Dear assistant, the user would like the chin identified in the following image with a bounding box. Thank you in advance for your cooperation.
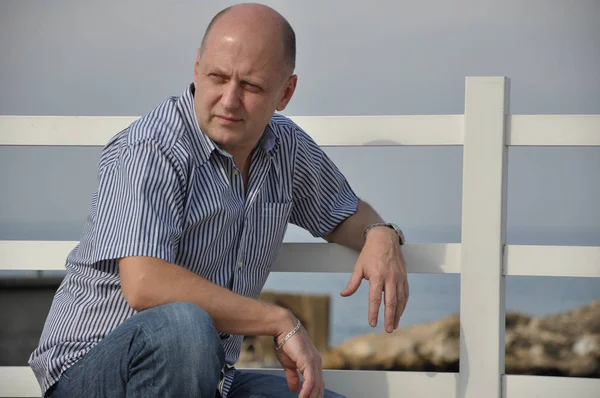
[209,125,245,148]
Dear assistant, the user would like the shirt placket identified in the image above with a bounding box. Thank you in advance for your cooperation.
[231,163,246,273]
[232,152,272,293]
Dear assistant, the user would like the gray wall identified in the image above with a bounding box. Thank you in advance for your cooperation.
[1,0,599,336]
[2,0,599,245]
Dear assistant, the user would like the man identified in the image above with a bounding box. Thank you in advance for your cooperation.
[29,3,409,398]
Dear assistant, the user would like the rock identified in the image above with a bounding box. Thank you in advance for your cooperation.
[236,293,600,378]
[323,299,600,377]
[322,314,461,372]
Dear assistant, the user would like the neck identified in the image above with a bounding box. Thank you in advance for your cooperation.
[224,145,251,168]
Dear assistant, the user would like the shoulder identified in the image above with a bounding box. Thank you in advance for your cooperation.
[99,97,191,170]
[268,113,320,151]
[127,96,187,150]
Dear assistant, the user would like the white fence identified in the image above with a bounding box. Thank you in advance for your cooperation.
[1,76,599,398]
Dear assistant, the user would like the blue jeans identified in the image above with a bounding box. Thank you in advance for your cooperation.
[46,302,346,398]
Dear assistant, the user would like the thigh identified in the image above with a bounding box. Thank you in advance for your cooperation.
[47,302,225,398]
[46,315,142,397]
[227,370,347,398]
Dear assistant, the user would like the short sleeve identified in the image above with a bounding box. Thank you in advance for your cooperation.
[87,139,186,263]
[289,129,359,238]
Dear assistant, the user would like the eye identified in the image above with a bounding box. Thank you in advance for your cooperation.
[242,81,263,93]
[208,73,226,83]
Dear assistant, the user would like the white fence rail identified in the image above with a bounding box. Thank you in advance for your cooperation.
[1,76,599,398]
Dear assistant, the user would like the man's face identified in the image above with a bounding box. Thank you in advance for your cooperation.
[193,29,297,155]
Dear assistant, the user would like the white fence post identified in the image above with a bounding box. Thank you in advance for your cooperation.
[459,76,510,398]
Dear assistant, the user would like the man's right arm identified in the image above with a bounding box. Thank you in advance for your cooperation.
[119,255,325,397]
[118,255,296,338]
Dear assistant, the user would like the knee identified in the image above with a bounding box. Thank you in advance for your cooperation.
[163,302,217,336]
[127,303,224,395]
[140,302,224,365]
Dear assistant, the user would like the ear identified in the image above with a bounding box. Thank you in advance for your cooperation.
[193,48,202,85]
[275,75,298,112]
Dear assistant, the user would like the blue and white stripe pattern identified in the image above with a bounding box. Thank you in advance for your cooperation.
[28,83,359,397]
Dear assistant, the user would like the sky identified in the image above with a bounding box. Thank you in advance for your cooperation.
[1,0,598,245]
[0,0,599,345]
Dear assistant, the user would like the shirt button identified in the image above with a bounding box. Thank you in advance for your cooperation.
[238,260,243,268]
[233,170,239,176]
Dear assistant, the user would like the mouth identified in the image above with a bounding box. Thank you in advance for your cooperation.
[215,115,242,123]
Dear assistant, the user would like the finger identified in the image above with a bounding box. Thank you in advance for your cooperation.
[319,375,326,398]
[368,277,384,327]
[340,266,363,297]
[310,374,323,398]
[299,367,315,398]
[394,286,402,329]
[314,362,324,398]
[284,367,300,392]
[308,366,322,398]
[394,278,409,329]
[403,277,410,308]
[384,279,398,333]
[317,380,325,398]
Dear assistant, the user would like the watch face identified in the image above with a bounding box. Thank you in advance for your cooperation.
[364,222,405,244]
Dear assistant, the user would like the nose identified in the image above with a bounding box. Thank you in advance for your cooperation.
[220,81,242,111]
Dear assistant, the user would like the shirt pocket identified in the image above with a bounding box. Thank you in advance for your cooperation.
[250,201,293,269]
[261,201,293,220]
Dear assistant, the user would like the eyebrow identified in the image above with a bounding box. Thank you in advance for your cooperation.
[209,67,267,89]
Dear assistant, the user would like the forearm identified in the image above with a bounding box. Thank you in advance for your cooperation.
[324,199,384,251]
[118,256,294,338]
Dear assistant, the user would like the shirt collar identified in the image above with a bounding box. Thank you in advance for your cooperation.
[177,83,279,164]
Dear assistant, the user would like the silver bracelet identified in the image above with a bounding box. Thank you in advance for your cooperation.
[274,319,301,351]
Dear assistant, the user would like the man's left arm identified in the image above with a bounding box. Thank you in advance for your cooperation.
[288,126,409,334]
[325,199,409,334]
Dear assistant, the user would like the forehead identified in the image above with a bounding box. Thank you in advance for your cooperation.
[201,24,285,78]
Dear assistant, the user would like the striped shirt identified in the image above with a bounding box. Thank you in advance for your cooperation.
[28,83,359,397]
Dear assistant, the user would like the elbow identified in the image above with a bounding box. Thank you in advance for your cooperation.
[122,281,151,312]
[118,258,154,312]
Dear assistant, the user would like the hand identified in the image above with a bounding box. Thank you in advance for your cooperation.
[274,312,324,398]
[340,226,409,332]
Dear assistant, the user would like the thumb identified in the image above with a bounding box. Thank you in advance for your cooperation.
[284,367,301,392]
[340,266,363,297]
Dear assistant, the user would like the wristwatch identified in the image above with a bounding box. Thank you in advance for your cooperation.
[363,222,405,245]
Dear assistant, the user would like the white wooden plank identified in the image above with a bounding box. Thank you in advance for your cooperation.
[319,369,458,398]
[459,76,510,398]
[0,240,460,274]
[0,366,459,398]
[290,115,464,146]
[0,367,41,398]
[0,115,464,147]
[0,240,73,271]
[503,375,600,398]
[504,245,600,277]
[5,114,600,148]
[223,368,459,398]
[0,116,136,146]
[508,115,600,146]
[272,242,461,273]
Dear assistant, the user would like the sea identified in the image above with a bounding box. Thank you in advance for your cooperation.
[2,141,599,349]
[263,267,600,347]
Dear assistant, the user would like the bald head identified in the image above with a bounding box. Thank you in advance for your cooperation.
[200,3,296,75]
[192,3,299,165]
